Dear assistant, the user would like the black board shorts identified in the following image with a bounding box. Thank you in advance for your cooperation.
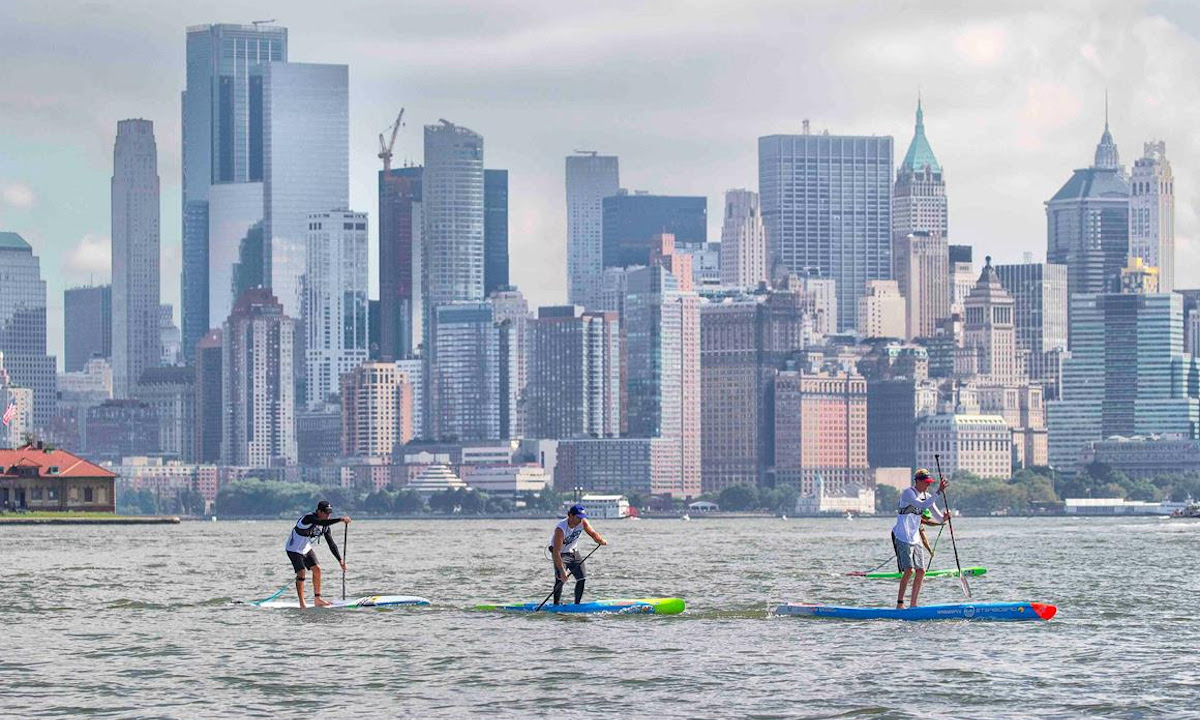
[551,549,587,582]
[288,550,319,573]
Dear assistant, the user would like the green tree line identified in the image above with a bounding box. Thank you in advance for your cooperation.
[209,478,565,518]
[874,463,1200,515]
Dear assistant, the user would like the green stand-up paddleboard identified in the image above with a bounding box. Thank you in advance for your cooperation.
[475,597,685,614]
[849,566,988,579]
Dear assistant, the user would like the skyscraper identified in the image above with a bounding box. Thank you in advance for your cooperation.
[773,367,869,494]
[136,367,195,461]
[566,153,619,310]
[893,231,950,340]
[759,132,893,331]
[949,244,974,315]
[893,98,947,241]
[857,280,906,339]
[1046,119,1130,307]
[222,288,296,466]
[340,362,412,457]
[624,265,701,497]
[962,257,1021,384]
[0,232,56,427]
[305,210,369,409]
[526,306,621,440]
[1129,141,1175,292]
[111,119,161,398]
[261,62,349,318]
[995,263,1068,394]
[719,189,767,289]
[64,285,112,372]
[428,302,514,442]
[208,182,264,328]
[378,166,422,360]
[182,22,287,360]
[700,282,811,492]
[602,192,706,269]
[193,329,223,464]
[423,121,485,311]
[488,287,531,440]
[1048,289,1199,475]
[484,169,509,296]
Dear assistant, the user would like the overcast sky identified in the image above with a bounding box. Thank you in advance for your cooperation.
[2,0,1199,367]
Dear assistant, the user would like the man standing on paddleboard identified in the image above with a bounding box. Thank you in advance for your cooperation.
[892,469,948,609]
[549,504,607,605]
[286,500,351,608]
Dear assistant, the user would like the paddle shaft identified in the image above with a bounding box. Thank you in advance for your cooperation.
[535,543,602,612]
[342,523,348,601]
[933,454,969,597]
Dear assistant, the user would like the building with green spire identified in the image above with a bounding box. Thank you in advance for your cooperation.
[893,97,947,241]
[893,98,949,340]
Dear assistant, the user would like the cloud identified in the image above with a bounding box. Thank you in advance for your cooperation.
[62,233,110,283]
[1,182,35,209]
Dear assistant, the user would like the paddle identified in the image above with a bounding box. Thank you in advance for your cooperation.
[341,523,348,601]
[933,454,970,599]
[535,543,602,612]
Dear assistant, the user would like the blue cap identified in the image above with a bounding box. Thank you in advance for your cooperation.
[568,504,587,518]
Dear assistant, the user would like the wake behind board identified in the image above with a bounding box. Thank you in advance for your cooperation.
[772,601,1056,622]
[850,566,988,580]
[475,597,684,615]
[254,595,430,609]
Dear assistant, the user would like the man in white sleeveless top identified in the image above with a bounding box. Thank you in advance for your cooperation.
[548,504,607,605]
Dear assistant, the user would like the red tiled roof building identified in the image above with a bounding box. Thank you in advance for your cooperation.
[0,443,117,513]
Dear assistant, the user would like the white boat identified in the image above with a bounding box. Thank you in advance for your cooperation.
[681,513,691,521]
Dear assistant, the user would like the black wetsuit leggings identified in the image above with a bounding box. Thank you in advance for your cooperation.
[552,550,586,604]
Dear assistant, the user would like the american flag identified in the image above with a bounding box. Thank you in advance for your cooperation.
[2,400,16,427]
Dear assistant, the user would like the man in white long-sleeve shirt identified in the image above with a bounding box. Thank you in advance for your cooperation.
[892,469,948,608]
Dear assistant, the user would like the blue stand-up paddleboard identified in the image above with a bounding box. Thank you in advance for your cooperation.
[475,597,685,615]
[772,601,1057,622]
[251,594,430,609]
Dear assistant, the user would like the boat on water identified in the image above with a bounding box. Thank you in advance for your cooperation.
[772,601,1056,622]
[475,597,685,615]
[849,566,988,579]
[253,594,431,610]
[1169,501,1200,519]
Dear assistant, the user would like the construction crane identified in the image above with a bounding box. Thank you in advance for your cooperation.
[251,19,276,27]
[573,150,599,156]
[378,108,405,172]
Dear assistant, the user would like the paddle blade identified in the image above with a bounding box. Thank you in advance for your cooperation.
[959,576,972,599]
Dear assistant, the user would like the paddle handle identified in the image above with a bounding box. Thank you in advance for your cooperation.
[342,523,348,601]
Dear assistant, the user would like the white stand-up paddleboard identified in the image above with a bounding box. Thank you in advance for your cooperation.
[253,594,430,609]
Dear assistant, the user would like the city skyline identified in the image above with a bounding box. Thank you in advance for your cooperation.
[5,3,1200,368]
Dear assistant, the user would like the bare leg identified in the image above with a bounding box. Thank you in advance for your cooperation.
[910,569,926,608]
[313,565,331,606]
[295,569,308,609]
[897,569,912,608]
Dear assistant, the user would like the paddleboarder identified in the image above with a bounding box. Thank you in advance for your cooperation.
[549,504,607,605]
[286,500,351,609]
[892,469,948,609]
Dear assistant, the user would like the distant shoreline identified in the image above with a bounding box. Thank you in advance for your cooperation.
[0,515,180,525]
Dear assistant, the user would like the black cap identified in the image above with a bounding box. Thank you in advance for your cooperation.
[316,500,332,513]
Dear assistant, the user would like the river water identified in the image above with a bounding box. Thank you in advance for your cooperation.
[5,516,1197,719]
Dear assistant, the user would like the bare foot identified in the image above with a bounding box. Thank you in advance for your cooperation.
[314,597,332,607]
